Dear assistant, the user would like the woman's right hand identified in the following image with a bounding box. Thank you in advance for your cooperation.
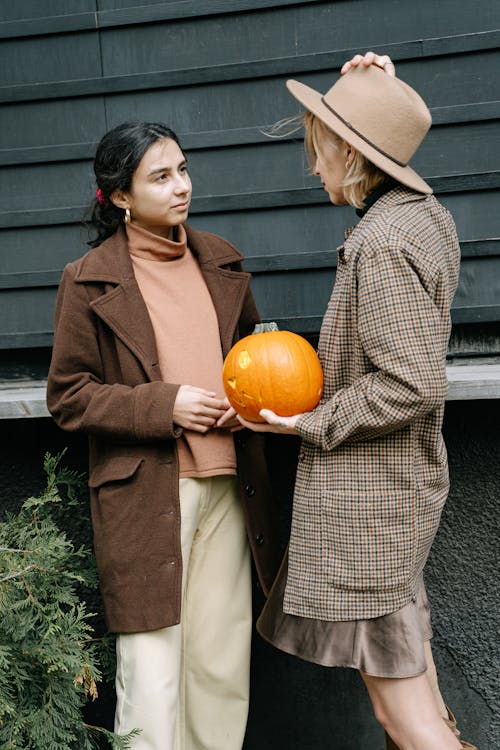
[341,51,395,77]
[173,385,227,433]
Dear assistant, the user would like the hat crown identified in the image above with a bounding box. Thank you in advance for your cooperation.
[322,66,431,166]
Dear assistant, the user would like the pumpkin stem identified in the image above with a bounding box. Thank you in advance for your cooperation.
[252,321,279,334]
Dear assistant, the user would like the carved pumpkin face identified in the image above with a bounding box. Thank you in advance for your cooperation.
[222,330,323,422]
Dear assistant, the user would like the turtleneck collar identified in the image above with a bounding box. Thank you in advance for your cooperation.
[126,222,188,261]
[355,178,399,219]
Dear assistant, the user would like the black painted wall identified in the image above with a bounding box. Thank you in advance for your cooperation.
[0,0,499,357]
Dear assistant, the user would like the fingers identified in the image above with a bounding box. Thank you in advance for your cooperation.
[259,409,296,430]
[371,52,395,77]
[235,410,300,435]
[236,415,274,433]
[259,408,282,424]
[341,51,395,77]
[183,407,227,433]
[260,409,301,434]
[178,385,227,411]
[216,405,238,428]
[179,385,217,398]
[173,385,228,432]
[340,53,364,74]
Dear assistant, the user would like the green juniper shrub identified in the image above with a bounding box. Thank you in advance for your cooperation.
[0,451,140,750]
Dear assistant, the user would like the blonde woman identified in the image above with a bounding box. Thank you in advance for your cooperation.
[235,56,476,750]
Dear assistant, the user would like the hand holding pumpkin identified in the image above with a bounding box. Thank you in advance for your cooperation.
[236,408,301,435]
[222,324,323,424]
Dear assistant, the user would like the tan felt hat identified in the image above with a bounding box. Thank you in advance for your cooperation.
[287,65,432,194]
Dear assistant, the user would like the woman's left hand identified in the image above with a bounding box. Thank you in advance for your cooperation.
[236,409,300,435]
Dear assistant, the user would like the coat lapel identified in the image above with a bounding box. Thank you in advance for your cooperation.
[90,282,161,382]
[74,224,251,378]
[75,228,161,382]
[200,265,250,356]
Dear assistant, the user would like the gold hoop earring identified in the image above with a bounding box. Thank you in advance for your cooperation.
[345,161,351,170]
[124,208,131,224]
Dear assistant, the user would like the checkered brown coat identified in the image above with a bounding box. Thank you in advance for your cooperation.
[285,187,461,621]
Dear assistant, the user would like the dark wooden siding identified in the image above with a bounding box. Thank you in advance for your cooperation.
[1,0,499,360]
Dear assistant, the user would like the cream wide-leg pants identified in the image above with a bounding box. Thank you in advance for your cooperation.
[114,475,252,750]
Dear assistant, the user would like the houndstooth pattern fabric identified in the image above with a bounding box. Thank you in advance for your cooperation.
[284,187,461,621]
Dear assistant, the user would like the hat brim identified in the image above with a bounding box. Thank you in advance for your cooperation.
[287,79,432,195]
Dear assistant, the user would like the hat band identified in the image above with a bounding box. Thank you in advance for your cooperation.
[320,97,408,168]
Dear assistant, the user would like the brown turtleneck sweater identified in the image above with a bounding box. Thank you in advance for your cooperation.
[126,222,237,478]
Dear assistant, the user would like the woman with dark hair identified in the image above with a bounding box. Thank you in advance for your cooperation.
[46,120,280,749]
[236,58,476,750]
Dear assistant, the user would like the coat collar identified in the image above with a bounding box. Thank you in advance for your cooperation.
[353,185,427,231]
[75,224,245,284]
[73,224,250,379]
[342,186,428,259]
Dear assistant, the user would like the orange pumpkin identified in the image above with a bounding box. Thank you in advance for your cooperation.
[222,325,323,422]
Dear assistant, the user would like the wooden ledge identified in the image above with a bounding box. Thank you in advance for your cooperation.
[0,363,499,419]
[0,380,50,419]
[445,362,500,401]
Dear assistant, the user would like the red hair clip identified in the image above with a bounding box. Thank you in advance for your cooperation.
[96,188,107,205]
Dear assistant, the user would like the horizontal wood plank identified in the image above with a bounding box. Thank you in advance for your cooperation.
[0,380,50,418]
[0,307,498,349]
[0,0,322,39]
[0,239,498,290]
[451,305,500,324]
[0,173,498,229]
[445,363,500,400]
[0,31,498,103]
[1,99,499,166]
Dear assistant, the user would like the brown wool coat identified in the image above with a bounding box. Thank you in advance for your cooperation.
[285,187,461,622]
[47,225,280,633]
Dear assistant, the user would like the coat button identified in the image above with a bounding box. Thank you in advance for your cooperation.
[245,484,256,497]
[298,450,305,462]
[255,534,264,546]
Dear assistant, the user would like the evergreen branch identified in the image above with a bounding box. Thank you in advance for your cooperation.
[21,575,35,604]
[83,723,142,749]
[0,563,49,583]
[0,564,37,582]
[0,547,32,554]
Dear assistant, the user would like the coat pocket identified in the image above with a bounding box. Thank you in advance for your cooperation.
[89,457,146,578]
[320,490,415,593]
[88,456,144,536]
[88,456,143,489]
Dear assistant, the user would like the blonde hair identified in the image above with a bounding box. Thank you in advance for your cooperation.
[303,111,390,209]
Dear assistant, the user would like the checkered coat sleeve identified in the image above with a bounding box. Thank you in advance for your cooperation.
[284,187,461,621]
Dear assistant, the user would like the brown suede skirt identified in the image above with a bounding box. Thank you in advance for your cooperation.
[257,549,433,678]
